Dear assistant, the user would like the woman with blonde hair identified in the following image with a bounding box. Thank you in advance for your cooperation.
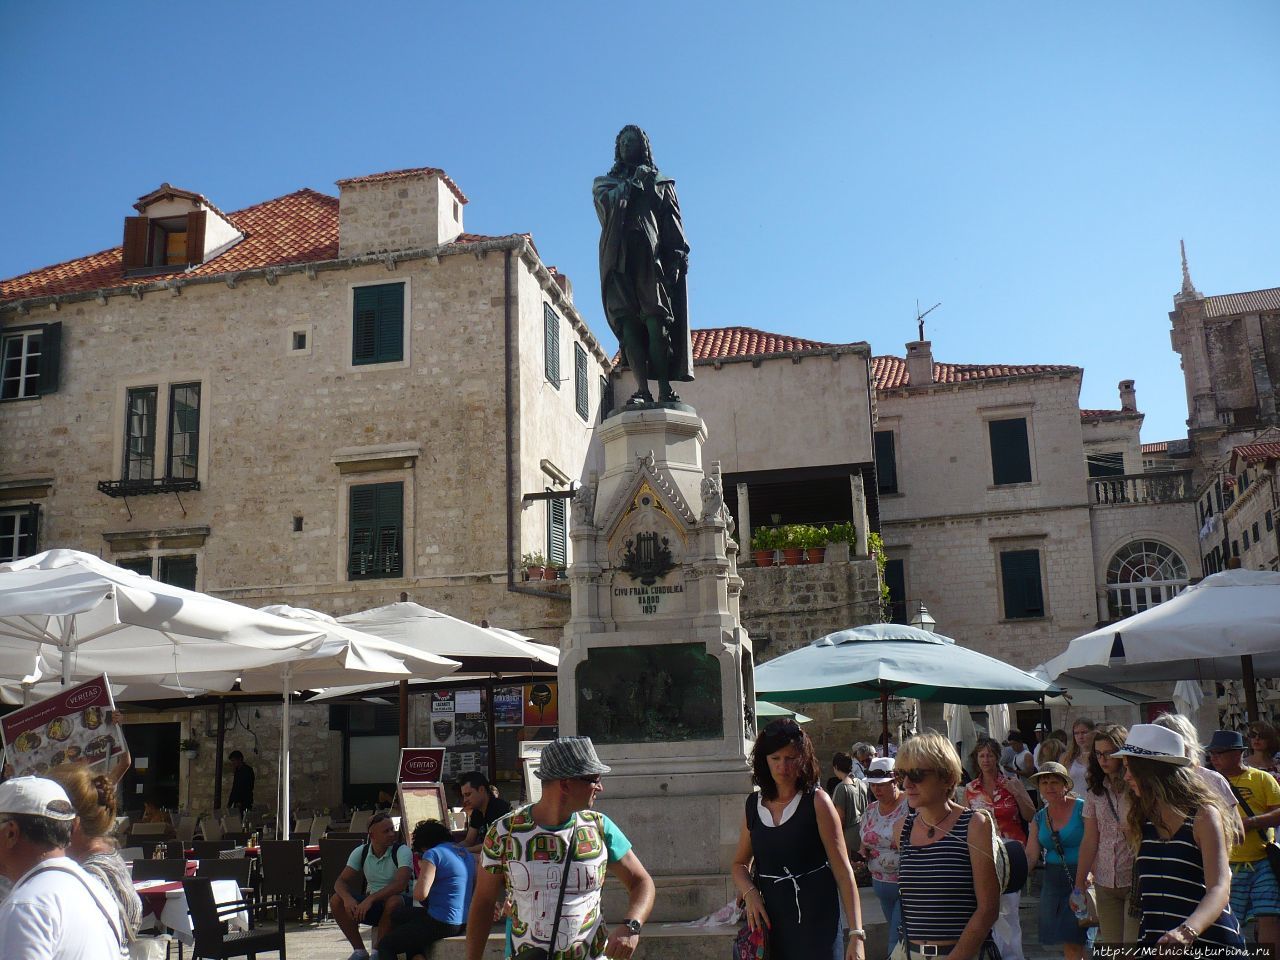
[48,761,142,943]
[1036,737,1067,769]
[895,732,999,959]
[1117,724,1244,948]
[1063,718,1096,797]
[1073,724,1137,943]
[1152,712,1238,811]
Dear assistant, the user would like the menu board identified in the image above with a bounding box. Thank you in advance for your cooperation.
[0,674,125,776]
[397,782,448,842]
[398,747,445,783]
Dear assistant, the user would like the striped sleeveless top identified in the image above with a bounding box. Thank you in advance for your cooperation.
[898,809,978,941]
[1136,814,1243,946]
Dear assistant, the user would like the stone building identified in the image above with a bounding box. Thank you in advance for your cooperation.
[0,166,611,811]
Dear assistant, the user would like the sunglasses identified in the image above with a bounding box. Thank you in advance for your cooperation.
[894,768,937,784]
[575,775,602,785]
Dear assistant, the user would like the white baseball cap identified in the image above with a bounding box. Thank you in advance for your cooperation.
[0,777,77,821]
[864,757,896,782]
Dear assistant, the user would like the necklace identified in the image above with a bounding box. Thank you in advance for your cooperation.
[918,804,954,838]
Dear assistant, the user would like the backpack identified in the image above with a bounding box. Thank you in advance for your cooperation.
[358,839,407,887]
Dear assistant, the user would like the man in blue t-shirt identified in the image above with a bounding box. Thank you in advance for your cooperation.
[330,812,413,960]
[376,820,477,959]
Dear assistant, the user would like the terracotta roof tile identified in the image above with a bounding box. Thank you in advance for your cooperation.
[335,166,469,205]
[691,326,842,362]
[872,355,1079,389]
[1203,287,1280,319]
[1141,441,1171,454]
[1231,441,1280,465]
[0,187,524,304]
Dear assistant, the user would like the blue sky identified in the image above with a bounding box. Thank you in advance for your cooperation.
[2,2,1277,443]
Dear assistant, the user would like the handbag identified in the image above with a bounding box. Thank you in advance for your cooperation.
[732,922,768,960]
[1045,810,1097,928]
[1229,783,1280,878]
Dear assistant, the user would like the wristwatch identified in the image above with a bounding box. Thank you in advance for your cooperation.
[622,918,642,935]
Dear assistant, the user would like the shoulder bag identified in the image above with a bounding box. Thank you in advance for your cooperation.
[1046,807,1096,928]
[1229,782,1280,878]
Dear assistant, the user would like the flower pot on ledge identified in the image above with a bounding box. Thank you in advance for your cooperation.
[525,566,545,581]
[780,548,804,566]
[752,549,776,567]
[806,547,826,564]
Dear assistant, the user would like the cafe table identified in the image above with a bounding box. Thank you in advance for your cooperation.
[134,877,247,943]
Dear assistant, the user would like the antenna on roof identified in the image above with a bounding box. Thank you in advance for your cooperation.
[915,300,941,341]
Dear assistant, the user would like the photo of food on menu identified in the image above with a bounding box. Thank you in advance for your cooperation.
[1,674,126,777]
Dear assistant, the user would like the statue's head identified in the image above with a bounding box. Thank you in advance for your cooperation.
[613,125,654,168]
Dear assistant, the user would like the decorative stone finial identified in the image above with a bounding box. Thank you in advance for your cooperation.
[1179,239,1201,300]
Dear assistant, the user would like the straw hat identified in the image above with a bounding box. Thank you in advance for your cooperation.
[1029,761,1073,789]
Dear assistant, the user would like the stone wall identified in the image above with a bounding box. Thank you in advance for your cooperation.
[739,557,884,766]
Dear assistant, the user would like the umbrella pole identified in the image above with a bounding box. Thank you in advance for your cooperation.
[399,679,409,749]
[880,690,890,749]
[213,700,226,811]
[1242,655,1260,723]
[486,676,498,785]
[280,668,292,841]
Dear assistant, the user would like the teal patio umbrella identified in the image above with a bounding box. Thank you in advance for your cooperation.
[754,623,1062,740]
[755,699,813,724]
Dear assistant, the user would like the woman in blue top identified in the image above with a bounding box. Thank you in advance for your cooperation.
[376,820,476,960]
[1025,762,1088,960]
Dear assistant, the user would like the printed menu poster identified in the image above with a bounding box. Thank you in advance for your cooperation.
[430,691,455,714]
[494,686,524,726]
[1,674,125,776]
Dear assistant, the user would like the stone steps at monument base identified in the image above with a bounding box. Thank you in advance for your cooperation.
[601,872,737,923]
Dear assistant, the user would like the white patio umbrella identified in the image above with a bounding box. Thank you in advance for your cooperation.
[0,676,231,706]
[337,602,559,672]
[241,605,460,837]
[0,550,324,688]
[1043,569,1280,684]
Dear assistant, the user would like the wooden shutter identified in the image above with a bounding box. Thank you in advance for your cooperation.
[547,495,567,566]
[158,555,198,590]
[544,304,560,387]
[574,343,589,420]
[37,322,61,395]
[185,210,207,265]
[1000,549,1044,619]
[349,482,403,579]
[989,418,1032,485]
[374,284,404,363]
[352,287,378,364]
[599,375,612,420]
[122,217,149,271]
[874,431,897,494]
[884,558,907,623]
[16,504,39,560]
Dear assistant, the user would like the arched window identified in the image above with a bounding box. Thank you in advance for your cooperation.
[1106,540,1188,620]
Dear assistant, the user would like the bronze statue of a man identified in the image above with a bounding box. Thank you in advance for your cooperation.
[594,125,693,406]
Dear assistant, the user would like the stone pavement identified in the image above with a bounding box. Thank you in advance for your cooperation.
[277,888,1065,959]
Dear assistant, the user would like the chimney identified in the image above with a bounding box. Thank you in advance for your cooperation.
[336,167,466,258]
[905,340,934,386]
[549,268,573,303]
[1119,379,1137,412]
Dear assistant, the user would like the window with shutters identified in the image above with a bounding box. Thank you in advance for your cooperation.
[1,323,61,401]
[574,343,589,420]
[599,375,612,421]
[166,383,201,480]
[158,555,198,590]
[999,548,1045,619]
[0,506,39,562]
[547,495,567,567]
[352,282,406,366]
[122,212,207,274]
[874,430,898,494]
[544,304,560,388]
[883,557,908,623]
[988,417,1033,485]
[108,379,205,495]
[1086,450,1125,478]
[348,482,404,580]
[117,557,154,577]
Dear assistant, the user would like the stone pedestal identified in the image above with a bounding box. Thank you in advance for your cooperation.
[561,407,756,920]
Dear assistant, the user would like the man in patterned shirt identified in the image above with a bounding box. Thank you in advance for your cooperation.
[466,737,655,960]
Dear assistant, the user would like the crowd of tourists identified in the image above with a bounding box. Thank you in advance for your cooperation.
[735,715,1280,960]
[2,719,1278,959]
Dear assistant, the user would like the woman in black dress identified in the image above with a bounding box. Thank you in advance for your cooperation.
[732,719,864,960]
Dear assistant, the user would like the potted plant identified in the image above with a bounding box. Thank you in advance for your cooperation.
[804,524,829,564]
[750,527,778,567]
[779,525,806,566]
[824,521,856,562]
[521,552,546,581]
[180,737,200,760]
[543,563,564,581]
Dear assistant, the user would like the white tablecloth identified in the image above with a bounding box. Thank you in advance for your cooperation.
[134,878,247,943]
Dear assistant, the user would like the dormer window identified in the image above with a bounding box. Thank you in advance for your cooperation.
[120,183,242,277]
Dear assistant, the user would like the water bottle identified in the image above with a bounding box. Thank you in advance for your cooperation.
[1069,888,1089,921]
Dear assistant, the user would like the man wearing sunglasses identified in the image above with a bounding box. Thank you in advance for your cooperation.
[467,736,655,960]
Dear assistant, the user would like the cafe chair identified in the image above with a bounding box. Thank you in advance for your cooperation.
[312,837,363,920]
[258,840,306,922]
[131,859,187,882]
[183,876,284,960]
[347,809,372,834]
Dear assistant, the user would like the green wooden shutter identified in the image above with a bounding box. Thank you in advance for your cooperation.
[352,283,404,365]
[574,343,589,420]
[1000,549,1044,619]
[158,555,198,590]
[547,495,567,566]
[349,482,403,579]
[874,430,897,494]
[37,322,61,395]
[599,375,612,420]
[544,304,560,387]
[884,558,907,623]
[989,418,1032,485]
